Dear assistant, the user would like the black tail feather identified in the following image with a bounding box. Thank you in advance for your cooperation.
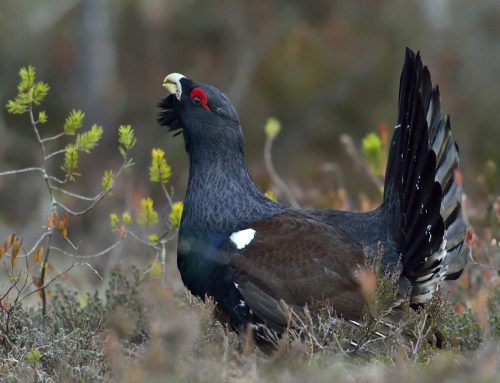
[383,48,468,303]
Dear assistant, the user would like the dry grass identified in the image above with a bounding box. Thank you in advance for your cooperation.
[0,254,498,383]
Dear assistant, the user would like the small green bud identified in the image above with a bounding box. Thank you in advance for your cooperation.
[101,170,114,192]
[168,201,183,228]
[38,111,48,124]
[122,212,133,225]
[265,117,281,139]
[362,132,384,177]
[110,213,120,230]
[138,197,159,226]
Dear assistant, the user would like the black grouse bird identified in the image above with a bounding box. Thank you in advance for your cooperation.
[158,48,468,338]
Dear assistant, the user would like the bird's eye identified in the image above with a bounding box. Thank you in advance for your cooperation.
[190,88,211,111]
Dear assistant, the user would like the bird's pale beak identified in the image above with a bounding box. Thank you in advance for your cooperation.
[163,73,186,100]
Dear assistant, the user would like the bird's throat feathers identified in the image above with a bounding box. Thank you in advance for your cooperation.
[182,144,283,233]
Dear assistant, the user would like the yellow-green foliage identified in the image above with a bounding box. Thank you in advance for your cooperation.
[264,190,278,202]
[122,212,133,225]
[62,144,80,181]
[38,110,47,124]
[63,109,85,135]
[102,170,114,191]
[138,197,159,226]
[118,125,137,156]
[6,66,49,114]
[110,213,120,231]
[149,259,163,278]
[169,201,183,228]
[149,148,172,184]
[264,117,281,139]
[362,132,385,177]
[76,124,103,153]
[25,348,42,364]
[148,234,160,244]
[110,211,133,230]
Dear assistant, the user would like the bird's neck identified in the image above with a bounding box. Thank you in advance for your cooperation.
[182,145,282,233]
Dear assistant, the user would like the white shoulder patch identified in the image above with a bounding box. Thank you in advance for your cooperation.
[230,228,256,250]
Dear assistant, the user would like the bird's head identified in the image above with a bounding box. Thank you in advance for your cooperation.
[158,73,242,154]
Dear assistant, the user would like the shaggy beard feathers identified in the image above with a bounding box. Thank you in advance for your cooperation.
[158,95,183,136]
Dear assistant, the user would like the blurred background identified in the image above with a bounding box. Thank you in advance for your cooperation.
[0,0,499,289]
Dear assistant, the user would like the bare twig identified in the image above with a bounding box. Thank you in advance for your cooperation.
[52,186,101,201]
[50,239,122,259]
[40,132,64,143]
[0,167,44,177]
[55,158,127,216]
[161,183,174,208]
[47,175,66,184]
[26,104,58,317]
[128,230,161,250]
[25,231,51,257]
[80,262,103,281]
[340,134,384,192]
[264,135,299,207]
[44,148,67,160]
[19,263,78,303]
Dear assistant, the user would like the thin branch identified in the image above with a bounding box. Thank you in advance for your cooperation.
[63,236,80,251]
[44,148,67,160]
[47,175,66,184]
[264,135,299,207]
[30,107,47,161]
[0,167,44,177]
[40,132,64,143]
[80,262,103,281]
[340,134,384,192]
[19,262,77,303]
[128,230,161,250]
[50,239,122,259]
[161,183,174,207]
[25,231,51,257]
[52,186,101,201]
[28,103,57,318]
[56,193,106,216]
[55,157,127,216]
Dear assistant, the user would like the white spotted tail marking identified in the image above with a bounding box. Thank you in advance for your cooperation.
[230,228,256,250]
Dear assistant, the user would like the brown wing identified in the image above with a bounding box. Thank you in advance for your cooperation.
[229,211,366,330]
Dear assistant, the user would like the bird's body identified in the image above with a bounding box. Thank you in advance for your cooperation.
[159,49,468,339]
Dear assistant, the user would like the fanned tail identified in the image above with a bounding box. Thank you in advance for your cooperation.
[383,48,468,304]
